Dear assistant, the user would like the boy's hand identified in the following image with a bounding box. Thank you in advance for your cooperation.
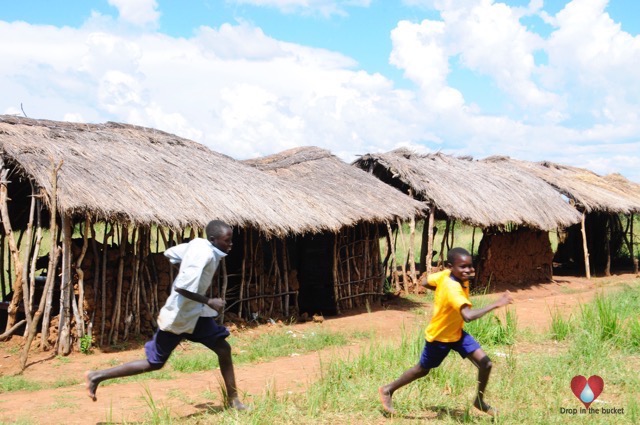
[497,291,513,307]
[207,298,226,312]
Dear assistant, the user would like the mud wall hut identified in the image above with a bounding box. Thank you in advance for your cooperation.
[484,157,640,277]
[354,149,582,287]
[244,146,425,314]
[0,116,421,362]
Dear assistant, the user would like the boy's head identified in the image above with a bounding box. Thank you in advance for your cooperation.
[206,220,233,253]
[446,247,474,282]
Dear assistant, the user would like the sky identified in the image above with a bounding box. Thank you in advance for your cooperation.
[1,0,639,181]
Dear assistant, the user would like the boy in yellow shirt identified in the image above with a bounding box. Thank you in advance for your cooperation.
[379,247,513,416]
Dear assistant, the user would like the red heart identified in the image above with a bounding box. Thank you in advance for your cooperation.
[570,375,604,409]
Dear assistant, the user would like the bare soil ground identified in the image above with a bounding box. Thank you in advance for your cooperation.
[0,273,637,424]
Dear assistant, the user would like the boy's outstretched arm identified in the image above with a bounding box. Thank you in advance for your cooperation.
[460,291,513,323]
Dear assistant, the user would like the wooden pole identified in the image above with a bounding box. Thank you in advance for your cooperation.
[438,219,450,268]
[28,198,43,316]
[396,218,408,291]
[605,216,611,277]
[332,233,341,315]
[99,223,111,346]
[426,208,436,275]
[20,185,37,338]
[385,222,398,292]
[238,229,247,319]
[631,214,638,274]
[56,213,73,355]
[580,211,591,280]
[471,226,477,256]
[0,163,25,334]
[72,219,90,346]
[408,214,417,289]
[109,223,127,345]
[0,232,5,301]
[219,258,228,323]
[282,239,290,317]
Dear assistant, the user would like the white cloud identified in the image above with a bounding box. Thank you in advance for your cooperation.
[107,0,160,27]
[233,0,371,17]
[0,0,639,184]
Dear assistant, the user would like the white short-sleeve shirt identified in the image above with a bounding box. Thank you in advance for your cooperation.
[157,238,227,334]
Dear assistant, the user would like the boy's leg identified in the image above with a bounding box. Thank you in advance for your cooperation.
[210,338,247,410]
[85,360,162,401]
[379,364,430,413]
[379,340,447,414]
[467,348,495,415]
[86,329,179,401]
[195,318,246,410]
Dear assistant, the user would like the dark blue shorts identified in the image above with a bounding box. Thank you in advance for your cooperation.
[144,317,230,366]
[419,331,481,369]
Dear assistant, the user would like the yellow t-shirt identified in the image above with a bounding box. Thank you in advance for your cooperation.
[424,269,472,342]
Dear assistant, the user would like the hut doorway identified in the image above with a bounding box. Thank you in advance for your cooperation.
[295,233,337,316]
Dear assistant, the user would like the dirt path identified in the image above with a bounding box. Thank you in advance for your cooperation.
[0,274,637,424]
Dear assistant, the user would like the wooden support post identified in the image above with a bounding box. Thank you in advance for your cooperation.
[72,219,90,346]
[20,184,36,338]
[604,216,611,277]
[0,162,25,334]
[631,214,638,274]
[385,222,398,292]
[57,213,73,355]
[471,226,477,256]
[99,223,111,346]
[438,219,450,268]
[238,230,247,319]
[332,233,341,315]
[282,239,290,317]
[580,211,591,280]
[396,218,408,291]
[109,223,127,345]
[219,258,228,323]
[408,214,417,290]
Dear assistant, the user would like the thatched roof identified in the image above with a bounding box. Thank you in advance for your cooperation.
[243,146,425,225]
[601,173,640,211]
[353,149,582,230]
[0,115,359,236]
[483,157,640,214]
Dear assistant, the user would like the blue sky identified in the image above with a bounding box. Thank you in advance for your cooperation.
[1,0,639,181]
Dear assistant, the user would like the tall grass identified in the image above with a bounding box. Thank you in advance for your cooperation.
[549,308,573,341]
[190,285,640,424]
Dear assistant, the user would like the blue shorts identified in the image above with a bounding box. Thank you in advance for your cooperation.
[419,331,481,370]
[144,317,230,366]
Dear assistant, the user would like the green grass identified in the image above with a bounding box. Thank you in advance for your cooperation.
[181,285,640,424]
[170,327,353,373]
[0,325,363,395]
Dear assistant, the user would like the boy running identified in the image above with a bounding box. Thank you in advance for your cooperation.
[379,247,513,416]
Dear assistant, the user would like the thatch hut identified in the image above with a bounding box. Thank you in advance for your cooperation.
[0,116,421,363]
[354,149,582,287]
[244,146,426,313]
[484,157,640,277]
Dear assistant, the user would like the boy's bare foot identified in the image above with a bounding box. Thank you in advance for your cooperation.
[474,398,497,416]
[379,386,395,414]
[85,371,98,402]
[227,397,248,411]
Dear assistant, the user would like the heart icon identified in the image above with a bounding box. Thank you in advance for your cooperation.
[570,375,604,408]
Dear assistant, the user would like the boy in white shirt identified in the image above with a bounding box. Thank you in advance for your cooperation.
[86,220,246,410]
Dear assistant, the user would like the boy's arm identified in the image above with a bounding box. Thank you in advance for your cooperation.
[174,287,226,312]
[460,291,513,323]
[419,274,436,291]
